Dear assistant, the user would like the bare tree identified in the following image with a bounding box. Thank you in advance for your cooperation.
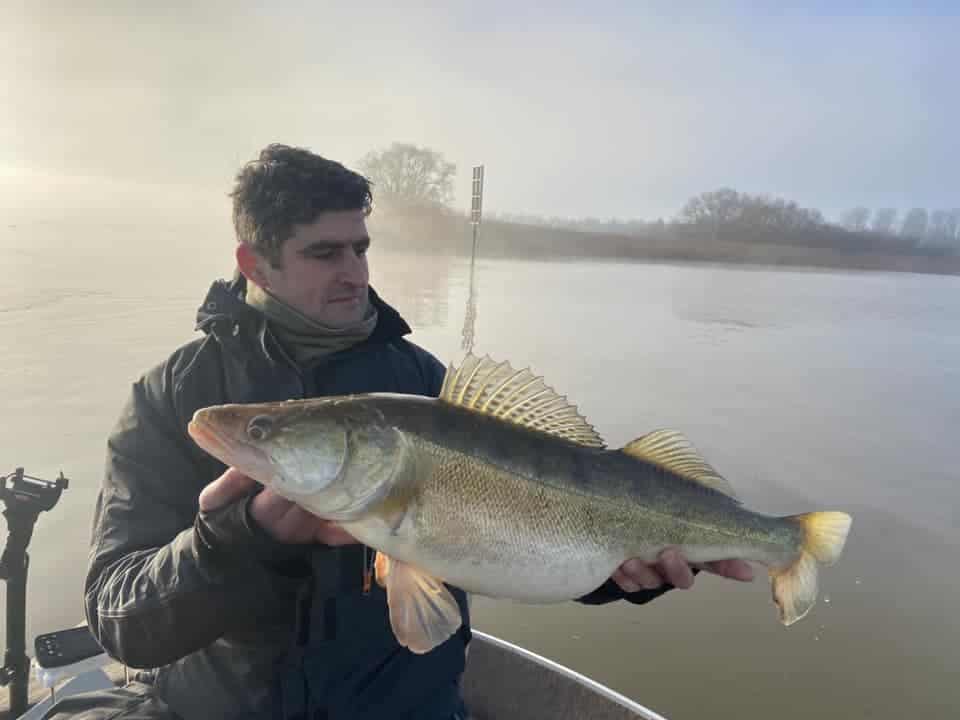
[678,188,744,225]
[842,207,871,232]
[948,209,960,245]
[928,209,951,245]
[900,208,929,242]
[679,188,822,232]
[358,143,456,207]
[871,208,898,234]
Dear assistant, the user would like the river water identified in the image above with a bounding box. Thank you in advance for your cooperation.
[1,220,957,718]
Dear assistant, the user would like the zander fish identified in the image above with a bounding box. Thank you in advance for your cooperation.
[188,355,852,654]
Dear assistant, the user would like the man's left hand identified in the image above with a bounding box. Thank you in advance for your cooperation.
[612,548,754,592]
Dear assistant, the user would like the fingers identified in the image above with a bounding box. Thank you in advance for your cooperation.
[269,504,319,544]
[654,548,696,589]
[314,522,357,547]
[615,546,757,596]
[696,559,755,582]
[614,548,698,593]
[251,490,358,546]
[252,492,318,543]
[615,558,667,592]
[612,567,642,593]
[199,467,256,512]
[250,489,297,529]
[199,471,359,547]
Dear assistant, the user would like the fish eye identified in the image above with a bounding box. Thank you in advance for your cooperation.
[247,415,275,442]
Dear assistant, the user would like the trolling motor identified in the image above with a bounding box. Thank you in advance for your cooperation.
[0,467,69,717]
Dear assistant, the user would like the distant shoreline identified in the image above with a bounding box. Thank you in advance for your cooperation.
[451,251,960,279]
[371,213,960,278]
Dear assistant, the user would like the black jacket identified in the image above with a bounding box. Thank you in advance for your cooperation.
[85,275,668,720]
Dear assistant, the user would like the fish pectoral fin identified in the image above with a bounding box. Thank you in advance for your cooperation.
[620,429,740,501]
[382,556,462,655]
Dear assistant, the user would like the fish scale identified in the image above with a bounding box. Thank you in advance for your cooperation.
[401,439,621,599]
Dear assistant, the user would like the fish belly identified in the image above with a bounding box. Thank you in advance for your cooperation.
[346,444,631,601]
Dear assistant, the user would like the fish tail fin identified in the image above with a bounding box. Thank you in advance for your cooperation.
[795,511,853,565]
[769,511,852,626]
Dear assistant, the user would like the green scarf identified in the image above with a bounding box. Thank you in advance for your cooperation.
[245,281,378,367]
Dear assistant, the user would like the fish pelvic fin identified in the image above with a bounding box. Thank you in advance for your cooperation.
[374,551,391,589]
[439,354,606,448]
[379,553,463,654]
[770,511,853,626]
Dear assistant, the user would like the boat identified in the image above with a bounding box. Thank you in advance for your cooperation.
[12,626,666,720]
[0,467,667,720]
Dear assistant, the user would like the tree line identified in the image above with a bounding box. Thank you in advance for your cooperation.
[357,143,958,256]
[841,206,960,248]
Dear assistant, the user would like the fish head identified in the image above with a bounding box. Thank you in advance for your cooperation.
[188,397,401,519]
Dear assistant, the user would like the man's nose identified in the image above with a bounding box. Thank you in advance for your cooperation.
[339,248,366,284]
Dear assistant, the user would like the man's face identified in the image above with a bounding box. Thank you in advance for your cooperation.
[242,209,371,328]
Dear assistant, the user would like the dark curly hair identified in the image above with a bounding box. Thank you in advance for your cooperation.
[230,144,373,267]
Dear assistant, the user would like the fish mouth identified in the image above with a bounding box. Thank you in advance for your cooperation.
[187,416,267,472]
[187,418,231,462]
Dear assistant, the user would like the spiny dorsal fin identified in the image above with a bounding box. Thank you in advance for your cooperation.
[439,354,606,448]
[621,429,740,501]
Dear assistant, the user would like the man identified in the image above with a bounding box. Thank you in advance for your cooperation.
[65,144,752,720]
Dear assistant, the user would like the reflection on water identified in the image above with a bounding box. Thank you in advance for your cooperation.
[460,228,480,354]
[2,222,959,719]
[369,250,453,331]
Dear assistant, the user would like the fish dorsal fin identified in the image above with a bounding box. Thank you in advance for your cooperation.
[621,429,740,501]
[439,354,605,448]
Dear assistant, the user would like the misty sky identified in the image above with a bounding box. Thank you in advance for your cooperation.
[2,2,957,223]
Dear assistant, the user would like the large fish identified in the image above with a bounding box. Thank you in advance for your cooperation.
[188,355,852,654]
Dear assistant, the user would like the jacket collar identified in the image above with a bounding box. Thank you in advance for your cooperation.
[195,272,412,345]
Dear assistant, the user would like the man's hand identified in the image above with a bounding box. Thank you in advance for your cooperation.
[612,547,754,592]
[199,468,356,547]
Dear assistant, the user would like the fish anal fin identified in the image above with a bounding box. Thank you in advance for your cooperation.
[382,556,462,654]
[620,429,739,501]
[770,550,818,626]
[440,354,606,448]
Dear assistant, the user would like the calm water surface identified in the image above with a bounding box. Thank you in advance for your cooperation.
[1,222,957,718]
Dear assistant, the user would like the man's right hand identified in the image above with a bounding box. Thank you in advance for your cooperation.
[199,468,357,546]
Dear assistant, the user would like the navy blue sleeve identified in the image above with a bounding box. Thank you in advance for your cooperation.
[422,353,447,398]
[576,579,673,605]
[401,342,447,398]
[577,567,700,605]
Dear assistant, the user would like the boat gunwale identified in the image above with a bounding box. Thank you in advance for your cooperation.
[470,629,669,720]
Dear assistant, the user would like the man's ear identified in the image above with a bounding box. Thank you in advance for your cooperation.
[236,243,269,288]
